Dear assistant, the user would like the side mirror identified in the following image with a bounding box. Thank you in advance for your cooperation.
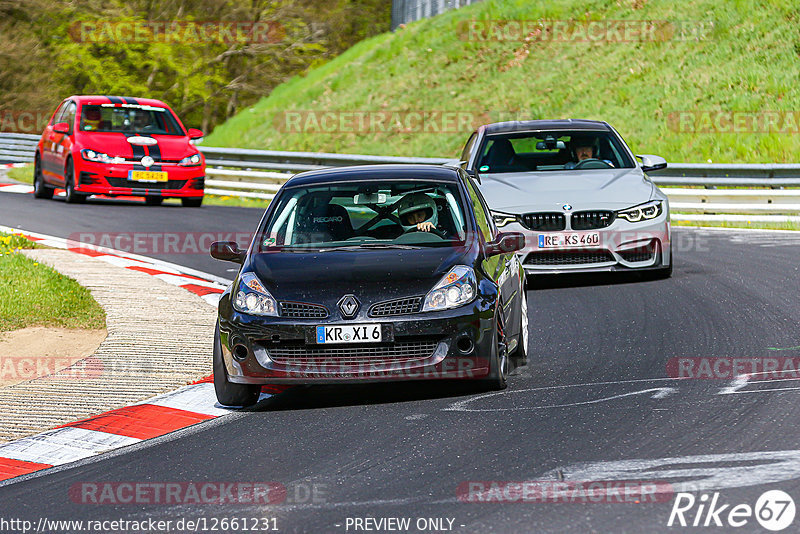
[637,154,667,173]
[53,122,70,134]
[187,128,204,140]
[485,232,525,257]
[210,241,245,263]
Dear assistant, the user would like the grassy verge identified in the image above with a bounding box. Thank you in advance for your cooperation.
[6,165,32,184]
[0,233,106,332]
[205,0,800,163]
[671,219,800,231]
[2,166,269,208]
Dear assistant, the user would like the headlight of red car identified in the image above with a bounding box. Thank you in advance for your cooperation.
[81,149,125,164]
[178,154,202,167]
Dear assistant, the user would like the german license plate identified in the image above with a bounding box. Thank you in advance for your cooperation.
[128,170,168,182]
[538,232,601,249]
[316,324,382,344]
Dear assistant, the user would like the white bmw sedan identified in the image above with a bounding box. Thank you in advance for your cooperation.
[458,119,671,278]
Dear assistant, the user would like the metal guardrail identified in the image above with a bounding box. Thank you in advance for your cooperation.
[0,133,39,163]
[391,0,482,30]
[3,133,800,214]
[655,163,800,188]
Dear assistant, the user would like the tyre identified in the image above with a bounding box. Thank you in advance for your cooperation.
[32,153,53,199]
[511,287,529,366]
[481,315,508,391]
[213,324,260,407]
[182,197,203,207]
[145,197,163,206]
[64,160,86,204]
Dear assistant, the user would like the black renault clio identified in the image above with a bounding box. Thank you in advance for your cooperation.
[210,165,527,406]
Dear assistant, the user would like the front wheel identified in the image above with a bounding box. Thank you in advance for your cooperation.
[33,154,53,199]
[481,315,508,391]
[512,288,529,366]
[182,197,203,207]
[213,324,260,407]
[64,160,86,204]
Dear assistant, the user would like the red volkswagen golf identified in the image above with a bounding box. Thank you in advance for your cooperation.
[34,95,205,206]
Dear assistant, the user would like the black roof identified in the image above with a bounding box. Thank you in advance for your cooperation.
[483,119,612,134]
[286,164,461,187]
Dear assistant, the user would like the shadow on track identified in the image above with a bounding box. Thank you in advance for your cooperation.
[50,197,184,207]
[526,271,656,290]
[248,379,491,412]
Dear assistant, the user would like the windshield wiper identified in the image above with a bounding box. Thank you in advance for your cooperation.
[357,243,421,249]
[316,243,422,252]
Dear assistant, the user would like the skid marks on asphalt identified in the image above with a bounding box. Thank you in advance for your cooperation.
[441,374,800,413]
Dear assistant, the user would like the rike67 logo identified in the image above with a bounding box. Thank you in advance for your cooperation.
[668,490,795,531]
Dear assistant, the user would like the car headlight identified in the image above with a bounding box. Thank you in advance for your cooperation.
[233,272,278,316]
[81,149,125,164]
[616,200,662,223]
[179,153,202,166]
[422,266,477,312]
[491,211,518,228]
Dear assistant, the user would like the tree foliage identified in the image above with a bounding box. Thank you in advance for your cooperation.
[0,0,390,132]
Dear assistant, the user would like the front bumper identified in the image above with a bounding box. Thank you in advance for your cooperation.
[73,159,205,198]
[503,216,671,274]
[216,291,498,384]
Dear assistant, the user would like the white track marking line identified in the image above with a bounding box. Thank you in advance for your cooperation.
[0,225,232,286]
[201,293,222,306]
[718,374,751,394]
[444,386,678,412]
[0,428,140,466]
[155,273,221,288]
[719,373,800,395]
[95,255,153,269]
[0,184,34,194]
[142,383,231,417]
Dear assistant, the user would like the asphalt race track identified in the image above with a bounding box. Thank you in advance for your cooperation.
[3,193,800,532]
[0,193,265,280]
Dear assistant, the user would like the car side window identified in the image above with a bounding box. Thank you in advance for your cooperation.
[460,132,477,166]
[463,174,495,242]
[50,101,68,126]
[473,182,499,238]
[63,101,76,134]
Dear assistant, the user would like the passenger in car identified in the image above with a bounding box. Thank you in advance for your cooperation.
[81,107,102,131]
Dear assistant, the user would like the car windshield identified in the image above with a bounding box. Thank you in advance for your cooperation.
[477,130,635,173]
[79,104,184,136]
[257,180,468,251]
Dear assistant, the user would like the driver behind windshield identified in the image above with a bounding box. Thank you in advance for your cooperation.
[564,135,613,169]
[130,111,154,132]
[397,192,438,233]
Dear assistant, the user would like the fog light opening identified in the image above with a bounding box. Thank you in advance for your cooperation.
[456,335,474,354]
[232,344,249,361]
